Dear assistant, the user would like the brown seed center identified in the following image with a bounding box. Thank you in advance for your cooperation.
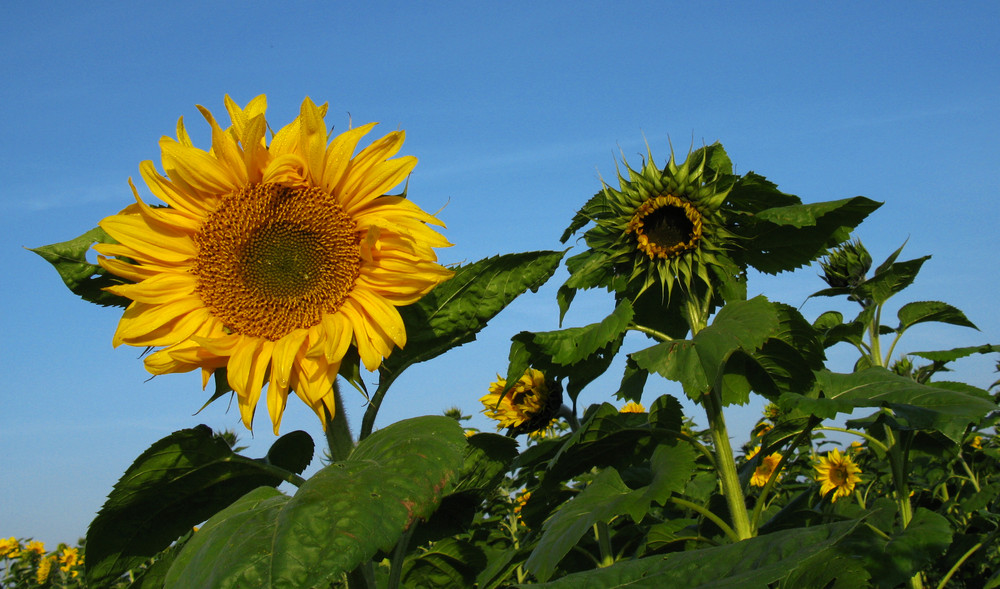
[194,182,361,340]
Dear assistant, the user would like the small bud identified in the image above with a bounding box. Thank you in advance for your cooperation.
[820,239,872,289]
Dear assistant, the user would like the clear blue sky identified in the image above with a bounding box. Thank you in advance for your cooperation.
[3,1,998,547]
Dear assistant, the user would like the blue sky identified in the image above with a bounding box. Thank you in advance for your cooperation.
[3,2,998,547]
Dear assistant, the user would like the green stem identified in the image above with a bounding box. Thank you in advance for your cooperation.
[814,426,889,454]
[957,455,981,493]
[628,323,675,342]
[325,381,355,462]
[704,388,753,541]
[387,524,417,589]
[869,303,884,367]
[595,522,614,567]
[936,529,998,589]
[669,497,740,544]
[360,372,396,441]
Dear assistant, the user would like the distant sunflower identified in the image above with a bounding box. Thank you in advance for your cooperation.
[480,368,562,435]
[561,145,736,303]
[619,401,646,414]
[746,446,783,487]
[815,448,863,502]
[96,96,452,433]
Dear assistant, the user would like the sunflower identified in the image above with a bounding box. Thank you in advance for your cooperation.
[480,368,562,435]
[560,145,737,307]
[619,401,646,413]
[96,96,452,433]
[814,448,863,502]
[746,446,783,487]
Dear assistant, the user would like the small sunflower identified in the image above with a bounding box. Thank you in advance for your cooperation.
[96,96,452,433]
[36,555,56,584]
[619,401,646,413]
[561,144,737,305]
[815,448,863,502]
[58,546,80,576]
[0,537,19,558]
[746,446,783,487]
[480,368,562,435]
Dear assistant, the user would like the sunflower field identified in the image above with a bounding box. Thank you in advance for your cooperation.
[19,96,1000,588]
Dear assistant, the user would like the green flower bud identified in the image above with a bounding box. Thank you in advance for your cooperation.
[820,239,872,289]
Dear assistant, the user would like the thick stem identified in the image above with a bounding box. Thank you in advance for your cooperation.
[704,388,753,541]
[595,522,614,567]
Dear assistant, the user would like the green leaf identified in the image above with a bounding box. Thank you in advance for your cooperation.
[738,196,881,275]
[896,301,978,333]
[909,344,1000,364]
[164,416,466,589]
[854,255,930,305]
[522,299,633,366]
[163,487,290,589]
[631,296,780,401]
[262,430,314,476]
[84,426,308,588]
[780,368,998,442]
[30,226,131,307]
[526,443,696,582]
[402,537,486,589]
[452,433,519,497]
[529,519,862,588]
[381,251,564,378]
[615,357,648,403]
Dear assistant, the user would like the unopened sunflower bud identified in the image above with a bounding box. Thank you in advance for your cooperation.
[820,239,872,289]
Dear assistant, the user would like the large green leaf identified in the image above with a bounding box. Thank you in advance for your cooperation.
[31,226,131,307]
[909,343,999,364]
[401,537,486,588]
[529,519,862,588]
[526,443,696,582]
[737,196,881,275]
[85,426,312,588]
[528,299,633,366]
[631,296,779,401]
[164,416,466,589]
[381,251,564,378]
[780,368,998,442]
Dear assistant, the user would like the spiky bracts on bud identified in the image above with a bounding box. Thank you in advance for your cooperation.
[820,239,872,289]
[562,144,736,307]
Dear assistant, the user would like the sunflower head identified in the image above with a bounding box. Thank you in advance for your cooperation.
[619,401,646,414]
[750,450,783,487]
[560,143,740,327]
[814,448,863,502]
[94,95,452,434]
[480,368,562,436]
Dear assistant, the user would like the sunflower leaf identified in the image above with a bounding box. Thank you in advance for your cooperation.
[896,300,978,334]
[779,368,998,442]
[854,255,931,305]
[85,426,308,588]
[164,416,466,589]
[382,250,564,377]
[737,196,882,275]
[527,299,633,366]
[529,518,863,588]
[401,537,486,589]
[631,296,780,402]
[526,442,696,582]
[30,226,132,308]
[909,344,1000,363]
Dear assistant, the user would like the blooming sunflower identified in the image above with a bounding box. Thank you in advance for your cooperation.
[561,144,738,306]
[96,96,452,433]
[746,446,783,487]
[815,448,863,502]
[480,368,562,435]
[0,537,19,558]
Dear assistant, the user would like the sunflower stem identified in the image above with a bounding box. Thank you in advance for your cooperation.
[325,381,354,462]
[704,388,754,541]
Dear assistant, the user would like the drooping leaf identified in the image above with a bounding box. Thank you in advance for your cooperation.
[525,300,633,366]
[165,416,467,589]
[85,426,310,588]
[452,433,520,497]
[615,356,649,403]
[780,368,998,442]
[402,537,486,589]
[736,196,881,275]
[262,429,314,476]
[529,519,862,588]
[381,250,564,378]
[631,296,780,401]
[30,226,132,307]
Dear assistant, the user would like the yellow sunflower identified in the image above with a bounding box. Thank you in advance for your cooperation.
[815,448,863,502]
[746,446,783,487]
[619,401,646,413]
[96,96,452,433]
[480,368,562,435]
